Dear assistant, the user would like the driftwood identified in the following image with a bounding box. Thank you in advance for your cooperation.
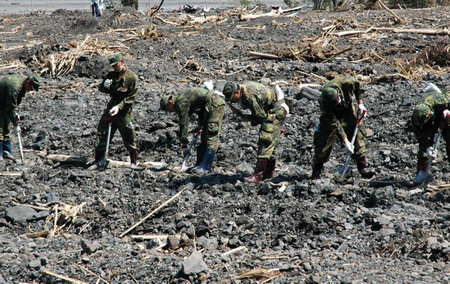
[44,154,165,168]
[377,0,404,24]
[41,269,88,284]
[221,246,247,257]
[239,6,302,21]
[248,51,281,60]
[120,186,188,237]
[233,268,282,281]
[130,234,181,240]
[334,27,450,37]
[0,171,22,176]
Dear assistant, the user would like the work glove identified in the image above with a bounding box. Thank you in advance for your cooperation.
[13,125,20,134]
[109,105,119,116]
[443,109,450,120]
[426,147,437,159]
[344,139,355,154]
[103,79,112,89]
[358,104,367,118]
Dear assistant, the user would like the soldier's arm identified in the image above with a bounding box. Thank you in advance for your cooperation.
[5,86,20,124]
[323,110,347,142]
[246,95,267,125]
[98,73,114,93]
[177,103,190,145]
[115,76,137,110]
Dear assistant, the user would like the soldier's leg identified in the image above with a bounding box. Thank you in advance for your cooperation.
[2,116,13,159]
[94,112,115,161]
[117,113,138,164]
[312,123,334,179]
[443,124,450,164]
[0,115,7,160]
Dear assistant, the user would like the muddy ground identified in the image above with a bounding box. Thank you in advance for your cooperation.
[0,4,449,284]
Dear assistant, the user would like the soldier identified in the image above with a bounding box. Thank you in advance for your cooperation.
[160,86,225,173]
[92,54,139,167]
[0,74,41,161]
[311,76,374,179]
[411,83,450,184]
[222,81,289,182]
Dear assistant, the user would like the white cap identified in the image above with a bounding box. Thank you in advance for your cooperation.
[423,83,441,94]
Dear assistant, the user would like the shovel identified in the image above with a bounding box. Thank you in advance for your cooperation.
[14,127,24,164]
[336,110,366,181]
[180,132,200,172]
[98,122,112,169]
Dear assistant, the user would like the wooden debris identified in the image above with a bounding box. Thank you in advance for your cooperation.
[0,171,22,176]
[0,61,26,71]
[22,230,50,238]
[77,265,110,284]
[130,234,181,240]
[44,154,165,168]
[120,187,188,237]
[233,268,282,281]
[42,269,88,284]
[249,51,281,60]
[221,246,247,257]
[376,0,404,24]
[334,27,450,37]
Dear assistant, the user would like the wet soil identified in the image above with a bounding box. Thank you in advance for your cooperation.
[0,4,449,284]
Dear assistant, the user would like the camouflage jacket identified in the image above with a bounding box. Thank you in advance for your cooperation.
[99,69,138,114]
[0,75,27,124]
[320,77,363,141]
[239,82,277,126]
[412,92,450,140]
[174,87,224,145]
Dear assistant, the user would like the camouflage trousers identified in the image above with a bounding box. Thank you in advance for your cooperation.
[94,110,137,154]
[0,112,12,142]
[312,110,367,167]
[416,122,450,161]
[257,107,287,159]
[199,103,225,153]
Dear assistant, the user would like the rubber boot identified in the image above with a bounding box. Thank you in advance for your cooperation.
[192,149,215,173]
[311,163,323,180]
[357,156,375,178]
[414,158,429,185]
[195,145,206,167]
[244,158,268,182]
[130,151,138,166]
[263,158,276,180]
[95,151,104,163]
[3,141,14,160]
[0,141,3,161]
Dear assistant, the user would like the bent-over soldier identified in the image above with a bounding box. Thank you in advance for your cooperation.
[222,81,289,182]
[93,54,139,167]
[311,76,374,179]
[160,87,225,173]
[0,74,41,161]
[411,83,450,184]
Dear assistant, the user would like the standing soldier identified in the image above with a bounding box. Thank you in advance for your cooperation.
[92,54,139,168]
[311,76,374,179]
[411,83,450,184]
[160,86,225,173]
[0,74,41,161]
[222,81,289,182]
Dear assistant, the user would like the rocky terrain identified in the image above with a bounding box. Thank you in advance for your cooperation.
[0,3,449,283]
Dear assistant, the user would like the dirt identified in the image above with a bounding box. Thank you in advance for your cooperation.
[0,4,449,284]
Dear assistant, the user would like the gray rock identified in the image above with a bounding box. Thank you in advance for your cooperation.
[167,236,180,249]
[81,239,100,254]
[5,206,37,223]
[182,251,208,275]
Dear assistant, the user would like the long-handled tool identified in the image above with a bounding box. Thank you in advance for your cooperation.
[98,122,112,169]
[180,132,200,172]
[14,127,24,164]
[414,116,450,185]
[336,110,366,181]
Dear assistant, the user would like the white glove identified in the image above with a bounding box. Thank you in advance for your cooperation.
[103,79,112,89]
[426,147,437,158]
[443,109,450,119]
[13,126,20,134]
[203,80,214,91]
[344,140,355,154]
[280,103,290,115]
[109,105,119,116]
[358,104,367,118]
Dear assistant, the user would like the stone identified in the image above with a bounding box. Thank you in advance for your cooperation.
[182,251,208,275]
[5,206,37,223]
[167,236,180,249]
[81,239,100,254]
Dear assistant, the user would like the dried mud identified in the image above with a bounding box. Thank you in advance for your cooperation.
[0,5,449,284]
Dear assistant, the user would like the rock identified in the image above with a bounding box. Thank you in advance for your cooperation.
[5,206,37,223]
[81,239,100,254]
[182,251,208,275]
[166,236,180,249]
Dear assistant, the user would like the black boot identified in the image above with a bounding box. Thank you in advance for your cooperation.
[192,149,215,173]
[357,156,375,178]
[130,151,138,166]
[311,163,323,179]
[245,158,268,182]
[195,145,206,167]
[263,158,276,180]
[3,141,14,160]
[0,141,3,161]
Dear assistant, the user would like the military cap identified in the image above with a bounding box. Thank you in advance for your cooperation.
[223,82,239,102]
[412,104,433,128]
[321,87,340,107]
[108,53,123,66]
[28,74,42,91]
[160,95,172,111]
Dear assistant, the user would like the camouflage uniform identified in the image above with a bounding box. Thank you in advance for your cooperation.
[411,91,450,168]
[0,75,26,143]
[95,69,138,159]
[173,87,225,163]
[312,77,369,176]
[238,82,287,159]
